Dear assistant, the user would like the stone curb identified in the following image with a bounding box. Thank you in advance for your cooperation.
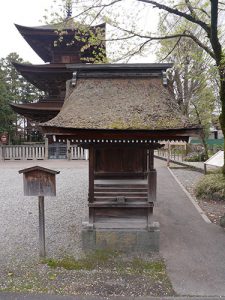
[1,293,225,300]
[155,155,204,173]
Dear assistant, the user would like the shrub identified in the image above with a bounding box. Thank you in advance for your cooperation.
[184,151,206,162]
[195,173,225,201]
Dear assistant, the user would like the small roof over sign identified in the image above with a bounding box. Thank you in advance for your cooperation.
[204,150,224,167]
[19,166,60,175]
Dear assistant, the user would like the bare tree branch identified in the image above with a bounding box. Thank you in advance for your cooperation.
[138,0,211,35]
[184,30,215,59]
[102,34,136,41]
[70,0,121,21]
[185,0,197,18]
[192,7,210,18]
[160,36,182,61]
[109,21,215,59]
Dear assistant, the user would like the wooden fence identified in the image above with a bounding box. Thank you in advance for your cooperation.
[0,144,45,160]
[0,143,88,161]
[155,142,187,162]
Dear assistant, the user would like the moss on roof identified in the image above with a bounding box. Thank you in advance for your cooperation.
[43,77,194,131]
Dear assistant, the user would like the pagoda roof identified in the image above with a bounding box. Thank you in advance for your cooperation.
[13,62,73,91]
[15,22,106,63]
[66,63,173,76]
[42,64,201,141]
[10,101,62,122]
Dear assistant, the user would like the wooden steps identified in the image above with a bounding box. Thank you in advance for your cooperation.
[94,183,148,202]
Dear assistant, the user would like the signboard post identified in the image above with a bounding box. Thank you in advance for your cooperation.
[19,166,60,258]
[38,196,46,258]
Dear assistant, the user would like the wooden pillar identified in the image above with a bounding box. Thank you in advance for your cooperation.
[149,148,154,169]
[204,163,207,174]
[44,138,48,160]
[88,146,95,227]
[88,146,94,203]
[167,141,170,166]
[148,149,157,202]
[67,139,71,160]
[147,206,153,228]
[148,170,157,202]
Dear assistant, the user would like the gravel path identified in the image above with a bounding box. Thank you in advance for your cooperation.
[169,164,225,225]
[0,161,88,268]
[169,164,203,192]
[0,160,173,297]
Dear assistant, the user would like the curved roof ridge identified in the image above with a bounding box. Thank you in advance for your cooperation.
[14,22,106,32]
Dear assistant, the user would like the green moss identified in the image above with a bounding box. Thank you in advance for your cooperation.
[109,118,145,130]
[45,249,119,270]
[195,172,225,201]
[0,255,174,296]
[109,117,183,130]
[154,118,183,129]
[130,258,165,274]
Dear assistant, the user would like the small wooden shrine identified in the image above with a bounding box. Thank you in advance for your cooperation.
[11,6,201,251]
[42,63,201,251]
[11,19,106,122]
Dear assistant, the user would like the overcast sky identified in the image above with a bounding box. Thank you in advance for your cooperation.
[0,0,53,63]
[0,0,158,64]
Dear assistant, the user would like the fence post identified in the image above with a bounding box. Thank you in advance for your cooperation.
[85,149,89,160]
[67,139,71,160]
[167,141,170,166]
[0,146,2,160]
[44,138,48,160]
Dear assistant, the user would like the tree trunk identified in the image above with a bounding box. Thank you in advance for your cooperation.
[219,78,225,174]
[200,133,209,161]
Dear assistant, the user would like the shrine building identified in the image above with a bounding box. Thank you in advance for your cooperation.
[12,12,201,251]
[41,63,201,251]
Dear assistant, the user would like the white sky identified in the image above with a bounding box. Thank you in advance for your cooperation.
[0,0,159,64]
[0,0,54,63]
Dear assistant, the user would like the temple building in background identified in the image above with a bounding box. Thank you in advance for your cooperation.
[11,19,106,122]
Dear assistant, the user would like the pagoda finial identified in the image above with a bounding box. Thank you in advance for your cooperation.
[65,0,72,18]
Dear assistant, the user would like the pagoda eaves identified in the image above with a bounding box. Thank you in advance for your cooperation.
[15,23,106,63]
[13,62,73,93]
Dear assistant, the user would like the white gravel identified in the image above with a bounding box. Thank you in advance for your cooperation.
[0,160,89,268]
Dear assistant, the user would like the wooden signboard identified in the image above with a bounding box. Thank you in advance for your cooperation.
[19,166,60,258]
[19,166,60,196]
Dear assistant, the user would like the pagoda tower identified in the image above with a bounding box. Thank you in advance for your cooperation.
[11,14,106,122]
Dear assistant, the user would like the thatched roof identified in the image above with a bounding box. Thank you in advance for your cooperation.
[42,77,194,131]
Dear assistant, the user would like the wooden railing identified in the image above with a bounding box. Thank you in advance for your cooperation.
[70,146,88,160]
[155,142,187,162]
[0,142,88,161]
[0,144,46,160]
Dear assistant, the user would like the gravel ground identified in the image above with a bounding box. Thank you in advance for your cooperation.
[0,161,88,268]
[169,164,225,225]
[0,160,174,297]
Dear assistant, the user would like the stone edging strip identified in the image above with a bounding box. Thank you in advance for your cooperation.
[155,155,204,173]
[167,167,211,224]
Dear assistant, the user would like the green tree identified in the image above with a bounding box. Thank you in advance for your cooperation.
[130,0,225,169]
[0,69,16,136]
[190,85,215,159]
[157,15,216,159]
[0,52,42,142]
[50,0,225,168]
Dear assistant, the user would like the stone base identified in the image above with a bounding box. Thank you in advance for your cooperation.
[82,222,160,252]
